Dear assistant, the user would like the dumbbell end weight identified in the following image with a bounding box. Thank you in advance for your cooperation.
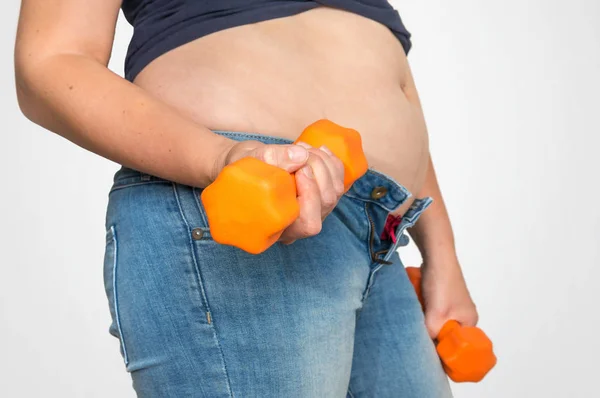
[201,157,300,254]
[295,119,368,191]
[437,320,497,382]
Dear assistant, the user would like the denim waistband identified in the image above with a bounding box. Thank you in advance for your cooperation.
[112,130,432,215]
[217,131,424,215]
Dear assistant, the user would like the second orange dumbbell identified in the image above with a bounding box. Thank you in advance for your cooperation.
[405,266,497,383]
[201,119,369,254]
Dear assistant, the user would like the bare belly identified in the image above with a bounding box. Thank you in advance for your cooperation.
[133,7,430,216]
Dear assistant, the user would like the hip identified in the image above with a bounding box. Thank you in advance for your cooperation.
[103,131,437,395]
[102,148,442,394]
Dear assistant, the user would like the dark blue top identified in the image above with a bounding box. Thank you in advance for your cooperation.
[121,0,412,82]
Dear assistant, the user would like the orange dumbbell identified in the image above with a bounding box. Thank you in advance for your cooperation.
[405,266,497,383]
[201,119,368,254]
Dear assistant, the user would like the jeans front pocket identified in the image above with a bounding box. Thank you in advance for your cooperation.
[103,225,130,367]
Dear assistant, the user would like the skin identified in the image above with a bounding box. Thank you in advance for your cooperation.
[14,1,477,339]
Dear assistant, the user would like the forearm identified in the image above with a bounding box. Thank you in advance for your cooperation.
[408,154,458,266]
[16,53,232,187]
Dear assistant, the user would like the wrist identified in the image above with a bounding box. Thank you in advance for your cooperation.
[209,137,238,184]
[181,132,237,188]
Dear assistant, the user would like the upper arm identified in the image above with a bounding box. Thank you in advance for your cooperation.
[15,0,122,69]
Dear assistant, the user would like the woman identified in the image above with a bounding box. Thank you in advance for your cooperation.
[15,1,477,396]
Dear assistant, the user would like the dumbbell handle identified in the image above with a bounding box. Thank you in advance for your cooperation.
[405,266,496,383]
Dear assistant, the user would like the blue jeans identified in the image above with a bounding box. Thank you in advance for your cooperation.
[103,132,453,397]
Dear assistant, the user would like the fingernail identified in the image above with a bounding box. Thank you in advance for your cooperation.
[287,146,308,162]
[320,145,333,156]
[296,141,312,149]
[302,166,314,178]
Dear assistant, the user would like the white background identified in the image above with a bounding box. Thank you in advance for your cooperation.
[1,0,598,397]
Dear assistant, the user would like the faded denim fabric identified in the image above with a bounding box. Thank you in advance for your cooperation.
[103,131,452,397]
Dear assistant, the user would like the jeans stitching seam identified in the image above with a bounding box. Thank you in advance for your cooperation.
[109,180,171,194]
[365,204,379,264]
[364,262,385,300]
[363,203,373,264]
[191,187,209,227]
[347,386,356,398]
[172,183,212,313]
[362,203,396,301]
[362,203,381,302]
[109,225,129,365]
[172,183,234,397]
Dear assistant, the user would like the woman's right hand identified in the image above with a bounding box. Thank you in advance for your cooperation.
[214,139,346,244]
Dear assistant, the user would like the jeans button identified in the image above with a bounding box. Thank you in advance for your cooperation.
[370,186,388,199]
[192,228,204,240]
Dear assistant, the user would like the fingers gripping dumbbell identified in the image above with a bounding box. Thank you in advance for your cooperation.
[201,119,368,254]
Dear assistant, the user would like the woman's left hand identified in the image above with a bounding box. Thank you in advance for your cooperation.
[421,257,479,339]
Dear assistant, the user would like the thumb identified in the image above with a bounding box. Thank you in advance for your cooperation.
[250,144,309,173]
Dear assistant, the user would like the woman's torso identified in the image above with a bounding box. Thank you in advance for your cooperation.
[132,7,429,216]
